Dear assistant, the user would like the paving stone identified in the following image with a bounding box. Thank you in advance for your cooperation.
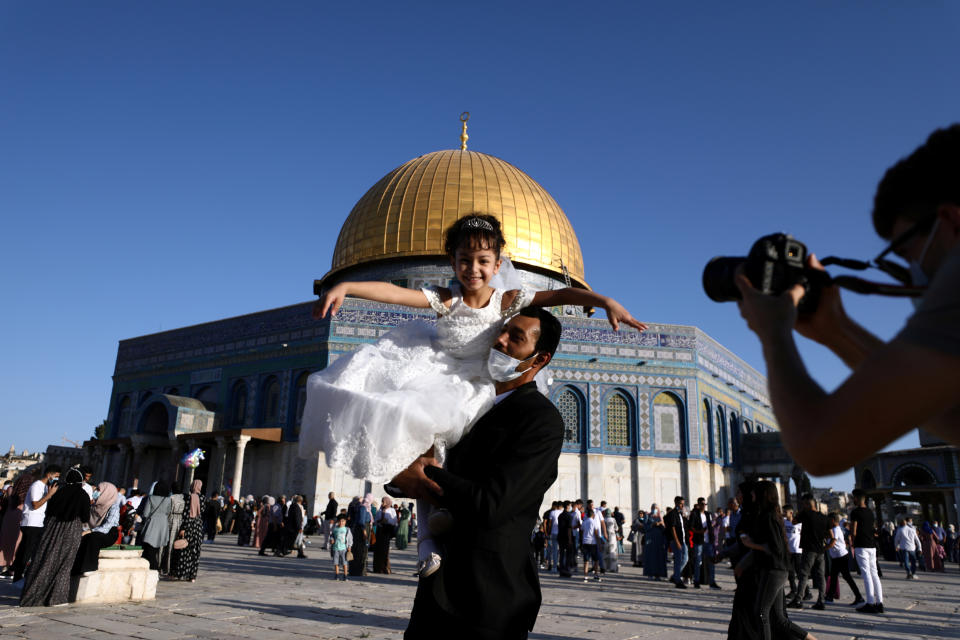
[1,536,958,638]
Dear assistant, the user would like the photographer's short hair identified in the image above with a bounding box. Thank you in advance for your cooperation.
[45,465,61,475]
[517,306,562,356]
[873,123,960,239]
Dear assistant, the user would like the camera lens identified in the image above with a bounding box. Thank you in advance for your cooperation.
[702,257,746,302]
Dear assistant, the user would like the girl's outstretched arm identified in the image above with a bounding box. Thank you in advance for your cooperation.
[313,281,442,319]
[527,288,648,332]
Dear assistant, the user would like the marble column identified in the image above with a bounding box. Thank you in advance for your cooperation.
[169,438,183,485]
[120,443,134,490]
[97,445,110,484]
[129,441,147,490]
[231,436,252,498]
[210,436,228,495]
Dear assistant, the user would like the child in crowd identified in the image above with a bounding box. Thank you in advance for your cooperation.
[301,214,645,576]
[331,515,352,582]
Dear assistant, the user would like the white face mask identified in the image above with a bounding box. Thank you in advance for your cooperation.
[908,218,941,309]
[486,348,538,382]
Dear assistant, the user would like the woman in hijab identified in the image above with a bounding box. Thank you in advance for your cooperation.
[236,497,255,547]
[72,482,120,575]
[254,496,272,552]
[172,479,204,582]
[138,481,172,570]
[395,502,411,551]
[628,510,645,567]
[20,468,90,607]
[348,495,373,576]
[920,521,945,572]
[269,497,285,556]
[603,508,620,573]
[373,497,397,574]
[160,481,185,575]
[642,504,667,579]
[0,467,39,576]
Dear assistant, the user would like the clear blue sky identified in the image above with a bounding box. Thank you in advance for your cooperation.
[2,3,956,490]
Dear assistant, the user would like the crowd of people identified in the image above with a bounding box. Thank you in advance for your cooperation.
[0,464,216,606]
[535,485,959,638]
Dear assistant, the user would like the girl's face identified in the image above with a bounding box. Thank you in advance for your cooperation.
[452,243,501,292]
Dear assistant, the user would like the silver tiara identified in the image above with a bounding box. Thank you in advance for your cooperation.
[462,217,495,232]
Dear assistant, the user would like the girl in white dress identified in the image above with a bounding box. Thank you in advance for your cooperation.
[299,214,645,574]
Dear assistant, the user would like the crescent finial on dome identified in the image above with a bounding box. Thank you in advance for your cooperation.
[459,112,470,150]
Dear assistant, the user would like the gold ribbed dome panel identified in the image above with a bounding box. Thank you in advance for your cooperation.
[330,150,587,288]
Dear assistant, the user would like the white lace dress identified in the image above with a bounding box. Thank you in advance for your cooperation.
[298,285,535,482]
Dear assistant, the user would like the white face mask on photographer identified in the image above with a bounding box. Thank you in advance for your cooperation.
[908,218,941,309]
[487,348,539,382]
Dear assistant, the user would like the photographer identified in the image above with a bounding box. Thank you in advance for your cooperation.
[735,124,960,475]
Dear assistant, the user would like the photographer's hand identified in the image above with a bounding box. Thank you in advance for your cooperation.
[734,269,804,343]
[795,255,885,370]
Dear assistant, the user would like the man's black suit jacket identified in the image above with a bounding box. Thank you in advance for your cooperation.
[286,504,304,531]
[405,382,564,640]
[688,509,713,545]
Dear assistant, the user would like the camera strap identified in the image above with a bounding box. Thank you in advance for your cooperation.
[829,275,925,298]
[820,256,925,298]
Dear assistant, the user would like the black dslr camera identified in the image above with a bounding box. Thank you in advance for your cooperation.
[702,233,825,314]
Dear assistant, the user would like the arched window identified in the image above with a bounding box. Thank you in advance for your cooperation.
[117,397,133,436]
[653,392,685,454]
[294,372,310,435]
[556,387,584,446]
[193,386,218,412]
[142,403,168,435]
[742,420,753,434]
[714,408,726,463]
[230,381,247,427]
[262,377,280,424]
[606,393,631,448]
[729,413,739,464]
[703,399,712,457]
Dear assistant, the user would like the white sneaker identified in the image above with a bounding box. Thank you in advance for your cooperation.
[417,552,442,578]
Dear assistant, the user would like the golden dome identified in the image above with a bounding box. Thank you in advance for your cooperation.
[329,149,588,288]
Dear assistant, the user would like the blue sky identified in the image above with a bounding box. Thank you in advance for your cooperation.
[2,3,956,490]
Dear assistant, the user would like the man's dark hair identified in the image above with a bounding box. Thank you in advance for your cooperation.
[78,465,93,476]
[851,488,866,501]
[800,492,814,502]
[674,495,684,505]
[44,465,61,475]
[562,500,571,508]
[873,124,960,239]
[783,504,794,513]
[517,306,562,356]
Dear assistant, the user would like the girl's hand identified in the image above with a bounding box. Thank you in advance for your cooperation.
[604,299,648,332]
[313,284,348,319]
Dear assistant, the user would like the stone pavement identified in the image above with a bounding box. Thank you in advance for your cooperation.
[1,535,958,639]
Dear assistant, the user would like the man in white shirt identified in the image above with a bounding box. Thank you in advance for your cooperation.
[11,465,60,583]
[570,500,583,568]
[546,501,562,573]
[894,517,922,579]
[783,505,804,599]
